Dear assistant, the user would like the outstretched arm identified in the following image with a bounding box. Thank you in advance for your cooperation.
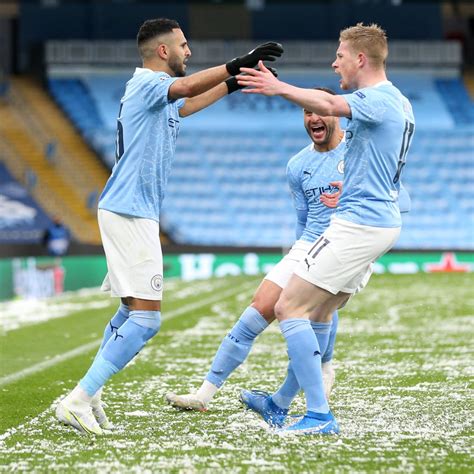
[179,82,228,117]
[237,61,351,118]
[169,65,229,100]
[179,66,279,117]
[169,42,283,100]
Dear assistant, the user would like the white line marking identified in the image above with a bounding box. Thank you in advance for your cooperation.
[0,279,258,387]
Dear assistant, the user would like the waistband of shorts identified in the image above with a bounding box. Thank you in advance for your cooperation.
[331,215,401,231]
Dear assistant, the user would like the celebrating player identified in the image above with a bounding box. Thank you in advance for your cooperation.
[55,17,283,435]
[236,23,415,435]
[166,87,345,421]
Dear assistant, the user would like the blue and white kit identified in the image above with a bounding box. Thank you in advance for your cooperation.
[98,68,185,299]
[294,81,415,294]
[265,137,345,289]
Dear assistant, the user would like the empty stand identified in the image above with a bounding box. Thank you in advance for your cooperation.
[0,78,111,244]
[47,70,474,250]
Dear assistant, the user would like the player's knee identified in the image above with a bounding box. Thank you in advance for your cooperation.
[129,310,161,338]
[250,299,275,323]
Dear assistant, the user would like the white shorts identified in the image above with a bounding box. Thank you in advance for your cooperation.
[264,240,312,288]
[98,209,164,300]
[294,217,400,295]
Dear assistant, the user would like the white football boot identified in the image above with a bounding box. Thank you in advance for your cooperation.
[91,388,114,430]
[165,392,208,411]
[56,394,103,436]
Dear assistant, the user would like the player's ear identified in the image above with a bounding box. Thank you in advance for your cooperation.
[156,43,168,60]
[357,52,366,68]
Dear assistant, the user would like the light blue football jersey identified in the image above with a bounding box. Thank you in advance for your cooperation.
[336,81,415,227]
[99,68,185,221]
[287,138,345,242]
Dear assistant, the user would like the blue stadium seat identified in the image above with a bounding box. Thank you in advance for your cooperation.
[48,71,474,250]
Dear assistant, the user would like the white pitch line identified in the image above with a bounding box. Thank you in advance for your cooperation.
[0,279,258,387]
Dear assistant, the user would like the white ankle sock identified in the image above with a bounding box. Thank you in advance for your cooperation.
[67,384,93,405]
[195,380,219,405]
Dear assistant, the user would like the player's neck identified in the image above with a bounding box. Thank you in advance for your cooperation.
[314,130,344,153]
[355,69,387,90]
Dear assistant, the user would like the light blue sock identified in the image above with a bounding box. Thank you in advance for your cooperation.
[206,306,269,388]
[95,304,130,357]
[322,311,339,363]
[310,320,332,359]
[280,319,329,414]
[271,362,298,410]
[272,318,332,410]
[80,310,161,396]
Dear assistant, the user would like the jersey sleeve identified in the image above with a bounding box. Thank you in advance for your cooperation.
[141,73,181,109]
[344,88,387,125]
[287,163,308,212]
[295,208,308,240]
[287,162,308,239]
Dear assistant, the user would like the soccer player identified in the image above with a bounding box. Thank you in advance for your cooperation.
[166,87,345,423]
[55,17,283,435]
[236,23,415,435]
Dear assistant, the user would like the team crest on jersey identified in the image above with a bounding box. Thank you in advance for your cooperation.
[151,274,163,292]
[355,91,366,99]
[337,160,345,174]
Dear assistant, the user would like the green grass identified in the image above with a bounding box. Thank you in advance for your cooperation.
[1,273,473,472]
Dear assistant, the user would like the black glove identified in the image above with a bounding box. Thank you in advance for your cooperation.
[225,42,284,76]
[225,67,278,94]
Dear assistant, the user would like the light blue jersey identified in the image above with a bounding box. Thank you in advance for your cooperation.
[336,81,415,227]
[99,68,185,221]
[287,138,345,242]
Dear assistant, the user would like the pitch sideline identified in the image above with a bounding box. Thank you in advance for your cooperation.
[0,279,258,387]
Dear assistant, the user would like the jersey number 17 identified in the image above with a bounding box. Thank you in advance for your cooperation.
[393,120,414,184]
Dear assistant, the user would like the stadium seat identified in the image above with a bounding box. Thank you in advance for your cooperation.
[47,71,474,249]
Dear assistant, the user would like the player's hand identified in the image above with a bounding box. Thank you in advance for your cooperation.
[225,66,278,94]
[226,42,283,76]
[320,181,343,208]
[236,61,284,96]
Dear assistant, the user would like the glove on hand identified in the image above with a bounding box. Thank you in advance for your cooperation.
[225,66,278,94]
[225,42,283,76]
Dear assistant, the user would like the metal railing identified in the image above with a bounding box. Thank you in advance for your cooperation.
[45,39,463,68]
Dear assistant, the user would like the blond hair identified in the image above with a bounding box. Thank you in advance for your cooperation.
[339,23,388,68]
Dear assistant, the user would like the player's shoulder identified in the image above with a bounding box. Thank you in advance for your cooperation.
[378,82,415,119]
[366,81,407,102]
[287,143,315,170]
[129,68,172,86]
[352,82,413,120]
[352,82,391,101]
